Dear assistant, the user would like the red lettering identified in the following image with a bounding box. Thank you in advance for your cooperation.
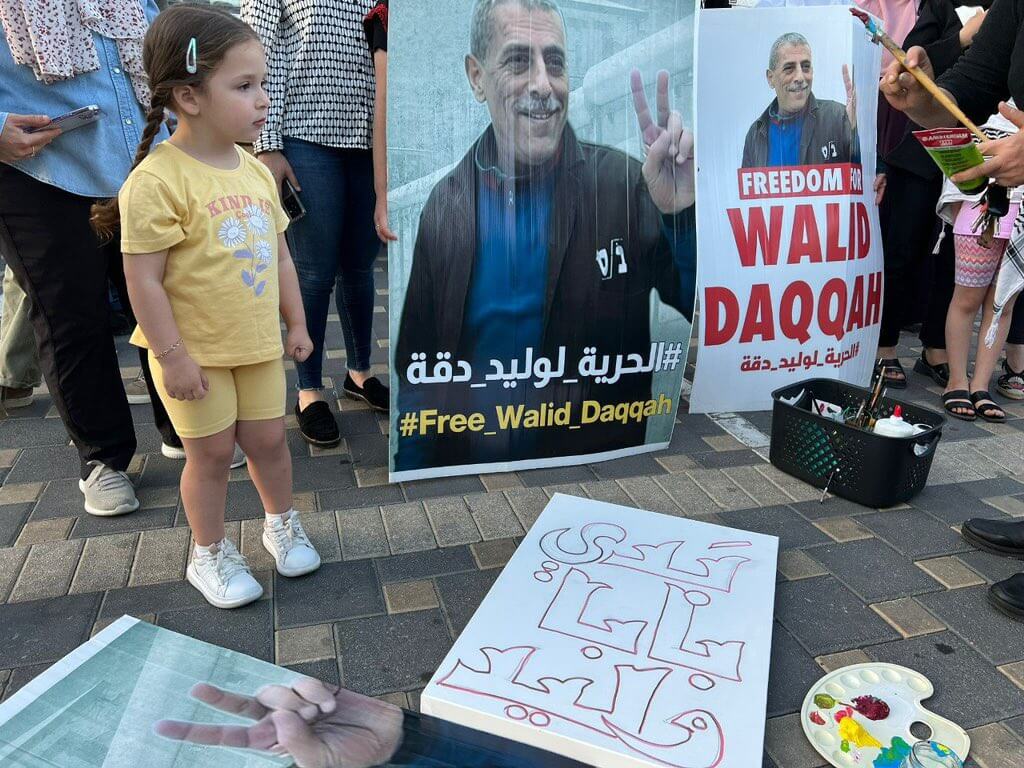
[866,270,883,325]
[780,281,814,343]
[847,274,865,331]
[818,278,848,340]
[704,287,740,346]
[727,207,783,267]
[225,195,242,211]
[826,203,847,263]
[206,200,222,216]
[786,205,822,264]
[739,284,776,342]
[855,202,870,259]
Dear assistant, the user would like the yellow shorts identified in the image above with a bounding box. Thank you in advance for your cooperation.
[148,355,286,439]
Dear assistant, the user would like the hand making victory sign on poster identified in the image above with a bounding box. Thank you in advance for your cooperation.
[630,69,695,215]
[153,679,403,768]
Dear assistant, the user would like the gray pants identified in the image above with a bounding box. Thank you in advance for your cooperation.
[0,264,41,390]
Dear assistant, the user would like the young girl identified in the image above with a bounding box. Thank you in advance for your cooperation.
[937,102,1022,423]
[92,4,320,609]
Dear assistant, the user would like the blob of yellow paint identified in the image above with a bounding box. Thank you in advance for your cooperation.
[837,716,882,749]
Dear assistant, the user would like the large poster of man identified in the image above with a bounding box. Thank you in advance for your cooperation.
[388,0,697,481]
[690,6,883,413]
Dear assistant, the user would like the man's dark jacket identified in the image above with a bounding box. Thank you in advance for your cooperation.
[741,93,857,167]
[395,125,695,471]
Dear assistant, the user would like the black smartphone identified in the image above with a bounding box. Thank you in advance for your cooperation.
[281,178,306,222]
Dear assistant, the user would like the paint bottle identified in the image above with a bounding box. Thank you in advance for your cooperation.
[873,406,918,439]
[901,741,963,768]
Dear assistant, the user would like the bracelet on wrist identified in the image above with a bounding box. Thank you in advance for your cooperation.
[155,337,184,360]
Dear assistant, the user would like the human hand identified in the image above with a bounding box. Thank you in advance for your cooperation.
[959,9,986,48]
[843,64,857,132]
[0,114,61,164]
[153,678,404,768]
[873,173,886,205]
[160,352,209,401]
[374,198,398,243]
[952,102,1024,187]
[286,326,313,362]
[258,151,300,192]
[880,46,935,114]
[630,69,694,215]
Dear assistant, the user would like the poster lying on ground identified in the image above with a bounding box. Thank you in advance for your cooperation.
[690,6,883,413]
[387,0,698,481]
[0,616,591,768]
[422,493,780,768]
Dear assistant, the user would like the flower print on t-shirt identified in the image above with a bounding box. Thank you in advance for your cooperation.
[217,203,275,297]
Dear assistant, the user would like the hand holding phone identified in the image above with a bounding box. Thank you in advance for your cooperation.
[281,178,306,222]
[24,105,101,134]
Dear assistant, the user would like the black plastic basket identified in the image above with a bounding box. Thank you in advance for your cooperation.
[769,378,945,508]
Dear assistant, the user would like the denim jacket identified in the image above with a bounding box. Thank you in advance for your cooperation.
[0,0,167,199]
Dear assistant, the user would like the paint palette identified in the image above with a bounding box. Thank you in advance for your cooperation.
[800,663,969,768]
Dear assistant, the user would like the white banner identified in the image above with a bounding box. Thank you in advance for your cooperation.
[691,6,883,413]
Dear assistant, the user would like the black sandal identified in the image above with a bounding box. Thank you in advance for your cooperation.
[874,358,908,389]
[970,390,1006,423]
[942,390,976,421]
[913,350,950,387]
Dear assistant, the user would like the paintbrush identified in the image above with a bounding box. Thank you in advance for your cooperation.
[850,7,987,141]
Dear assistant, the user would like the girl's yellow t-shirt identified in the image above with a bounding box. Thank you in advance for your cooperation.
[119,142,290,368]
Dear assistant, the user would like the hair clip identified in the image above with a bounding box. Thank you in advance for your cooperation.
[185,37,198,74]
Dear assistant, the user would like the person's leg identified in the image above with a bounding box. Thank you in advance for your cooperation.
[335,150,386,406]
[0,166,136,479]
[0,264,42,401]
[970,285,1016,421]
[997,299,1024,399]
[283,139,347,444]
[233,358,319,577]
[877,167,945,385]
[180,425,236,546]
[944,282,987,417]
[148,356,261,608]
[919,224,954,368]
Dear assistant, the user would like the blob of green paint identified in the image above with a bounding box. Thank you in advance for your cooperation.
[841,740,851,753]
[814,693,836,709]
[873,737,912,768]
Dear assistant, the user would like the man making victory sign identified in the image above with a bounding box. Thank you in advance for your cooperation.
[742,32,860,168]
[394,0,697,472]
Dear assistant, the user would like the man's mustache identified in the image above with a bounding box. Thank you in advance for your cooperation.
[512,95,564,115]
[786,82,809,93]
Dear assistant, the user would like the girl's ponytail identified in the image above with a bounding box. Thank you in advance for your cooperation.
[90,92,168,241]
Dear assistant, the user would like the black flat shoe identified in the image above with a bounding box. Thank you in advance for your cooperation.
[343,374,389,413]
[961,517,1024,558]
[874,358,908,389]
[913,350,950,387]
[988,573,1024,621]
[295,401,341,447]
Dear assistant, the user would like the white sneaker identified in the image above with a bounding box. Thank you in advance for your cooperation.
[79,462,139,517]
[124,372,151,404]
[187,538,263,609]
[162,442,247,469]
[262,511,321,577]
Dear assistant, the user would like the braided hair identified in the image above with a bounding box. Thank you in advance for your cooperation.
[91,4,258,240]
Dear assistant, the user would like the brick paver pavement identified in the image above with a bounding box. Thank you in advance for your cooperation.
[0,264,1023,767]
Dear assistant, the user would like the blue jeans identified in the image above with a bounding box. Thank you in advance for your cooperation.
[283,138,379,390]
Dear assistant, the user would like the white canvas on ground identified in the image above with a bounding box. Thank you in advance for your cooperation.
[691,7,883,413]
[422,493,780,768]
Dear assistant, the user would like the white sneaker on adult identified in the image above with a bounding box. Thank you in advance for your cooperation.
[162,442,247,469]
[262,511,321,577]
[79,462,139,517]
[187,538,263,609]
[124,372,151,404]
